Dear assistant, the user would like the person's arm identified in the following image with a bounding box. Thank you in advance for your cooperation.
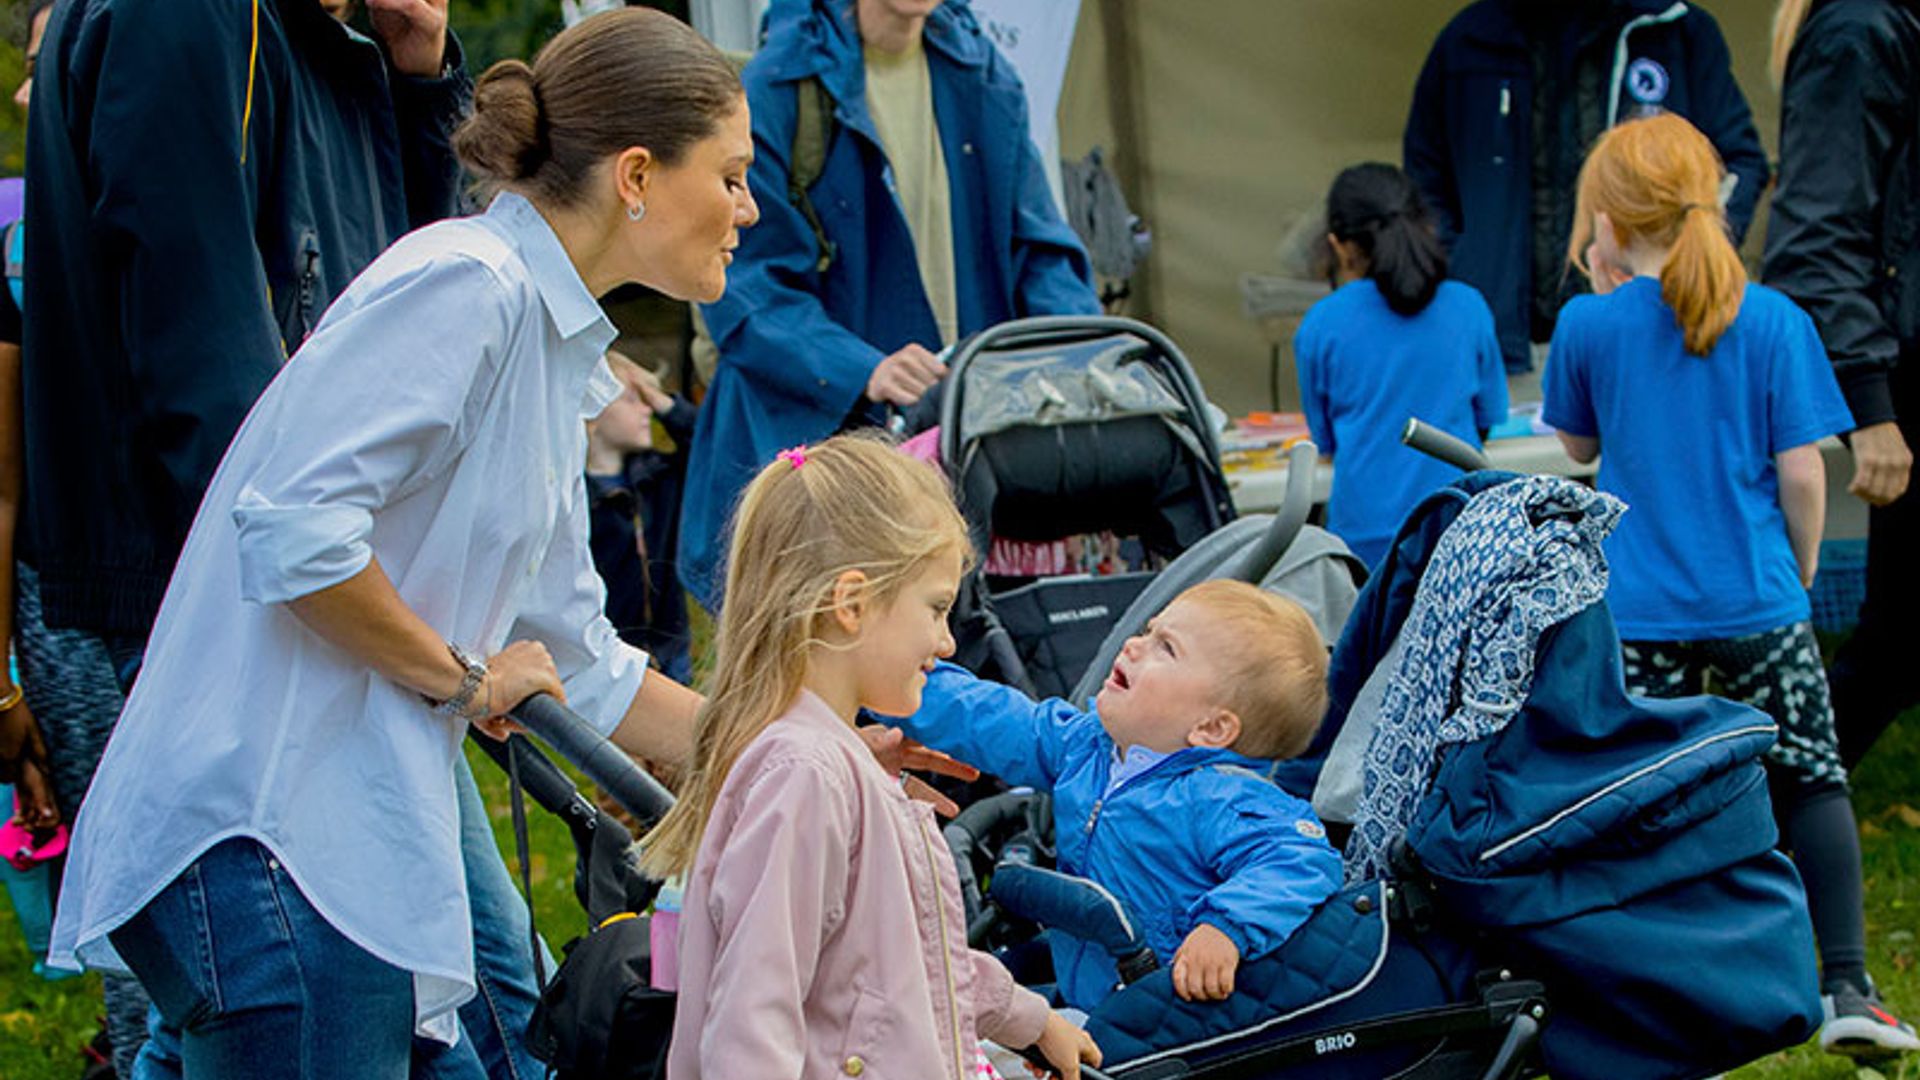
[1777,443,1826,589]
[1183,792,1344,970]
[372,0,472,230]
[1402,39,1461,250]
[1680,8,1768,242]
[695,754,854,1080]
[0,336,56,827]
[1557,433,1600,465]
[1541,309,1600,464]
[1762,16,1910,474]
[968,949,1101,1078]
[82,0,290,526]
[878,661,1084,791]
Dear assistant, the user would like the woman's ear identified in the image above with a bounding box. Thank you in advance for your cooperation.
[1187,708,1242,750]
[613,146,656,209]
[829,569,871,636]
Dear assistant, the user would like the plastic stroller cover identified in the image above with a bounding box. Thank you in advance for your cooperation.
[956,335,1197,446]
[1285,472,1821,1080]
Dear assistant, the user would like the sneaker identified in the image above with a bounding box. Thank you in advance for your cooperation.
[1820,982,1920,1061]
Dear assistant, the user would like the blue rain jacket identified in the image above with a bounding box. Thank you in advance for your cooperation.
[681,0,1097,607]
[890,664,1343,1011]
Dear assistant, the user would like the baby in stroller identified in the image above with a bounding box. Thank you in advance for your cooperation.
[884,580,1343,1012]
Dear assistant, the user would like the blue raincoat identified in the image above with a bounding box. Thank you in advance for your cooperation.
[680,0,1097,607]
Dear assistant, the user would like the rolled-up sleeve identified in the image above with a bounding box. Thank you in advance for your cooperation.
[232,255,509,605]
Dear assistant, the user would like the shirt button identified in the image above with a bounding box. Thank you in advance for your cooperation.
[546,467,557,486]
[842,1057,864,1077]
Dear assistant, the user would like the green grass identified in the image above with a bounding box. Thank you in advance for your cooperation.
[4,713,1917,1079]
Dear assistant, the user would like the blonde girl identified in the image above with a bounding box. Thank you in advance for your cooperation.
[1544,112,1917,1060]
[648,434,1100,1079]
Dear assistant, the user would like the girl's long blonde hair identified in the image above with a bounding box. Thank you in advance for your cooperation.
[1770,0,1815,88]
[640,434,969,879]
[1568,113,1747,357]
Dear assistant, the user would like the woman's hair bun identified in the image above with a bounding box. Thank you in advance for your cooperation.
[455,60,547,184]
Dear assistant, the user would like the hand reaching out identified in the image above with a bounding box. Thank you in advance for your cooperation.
[856,724,981,818]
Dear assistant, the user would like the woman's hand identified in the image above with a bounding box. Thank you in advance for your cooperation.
[0,694,48,786]
[470,640,566,741]
[1027,1012,1101,1079]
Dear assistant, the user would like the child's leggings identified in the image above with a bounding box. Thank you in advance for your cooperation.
[1621,620,1868,994]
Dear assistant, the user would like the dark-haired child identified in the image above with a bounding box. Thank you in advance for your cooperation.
[1294,163,1508,568]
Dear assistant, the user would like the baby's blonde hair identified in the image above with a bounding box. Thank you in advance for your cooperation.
[640,433,969,878]
[1176,581,1328,760]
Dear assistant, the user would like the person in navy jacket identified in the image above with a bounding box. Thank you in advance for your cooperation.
[1403,0,1767,372]
[681,0,1098,609]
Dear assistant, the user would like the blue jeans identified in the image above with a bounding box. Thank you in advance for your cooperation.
[111,837,415,1079]
[411,754,551,1080]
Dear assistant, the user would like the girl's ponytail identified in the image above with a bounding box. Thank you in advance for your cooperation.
[1327,163,1448,317]
[1570,113,1746,357]
[1662,200,1746,356]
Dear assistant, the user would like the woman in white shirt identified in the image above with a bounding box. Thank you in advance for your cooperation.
[46,10,753,1076]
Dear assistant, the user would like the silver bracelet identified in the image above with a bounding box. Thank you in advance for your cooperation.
[431,643,488,720]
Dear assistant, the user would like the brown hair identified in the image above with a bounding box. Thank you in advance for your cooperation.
[1568,113,1746,357]
[640,434,971,879]
[454,8,742,207]
[1176,581,1328,761]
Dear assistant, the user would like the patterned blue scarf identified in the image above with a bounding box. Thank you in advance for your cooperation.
[1345,476,1625,883]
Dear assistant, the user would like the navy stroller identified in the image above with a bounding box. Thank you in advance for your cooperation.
[958,471,1823,1080]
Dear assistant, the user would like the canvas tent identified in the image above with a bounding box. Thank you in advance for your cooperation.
[690,0,1788,415]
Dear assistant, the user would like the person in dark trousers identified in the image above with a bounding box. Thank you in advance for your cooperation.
[20,3,552,1078]
[1763,0,1920,769]
[1403,0,1768,373]
[585,352,696,685]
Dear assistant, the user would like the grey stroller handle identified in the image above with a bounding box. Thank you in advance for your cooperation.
[1065,442,1319,707]
[1402,417,1490,472]
[509,693,674,828]
[938,314,1223,469]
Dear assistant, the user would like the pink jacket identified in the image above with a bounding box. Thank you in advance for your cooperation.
[667,691,1050,1080]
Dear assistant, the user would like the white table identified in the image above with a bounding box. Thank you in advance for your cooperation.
[1226,434,1868,542]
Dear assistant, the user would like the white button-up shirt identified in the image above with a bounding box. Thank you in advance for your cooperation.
[49,193,649,1041]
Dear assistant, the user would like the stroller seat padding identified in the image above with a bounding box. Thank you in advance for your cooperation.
[1085,881,1390,1067]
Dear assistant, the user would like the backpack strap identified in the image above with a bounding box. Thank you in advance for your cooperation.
[788,76,836,275]
[4,219,24,311]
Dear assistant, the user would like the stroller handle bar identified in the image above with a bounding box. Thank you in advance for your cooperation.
[1402,417,1490,472]
[508,693,675,828]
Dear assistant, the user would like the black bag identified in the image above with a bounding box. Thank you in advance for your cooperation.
[527,914,676,1080]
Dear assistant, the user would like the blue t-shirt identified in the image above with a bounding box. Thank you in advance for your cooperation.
[1295,279,1508,567]
[1542,278,1854,640]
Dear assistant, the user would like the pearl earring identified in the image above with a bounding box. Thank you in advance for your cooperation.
[627,202,647,223]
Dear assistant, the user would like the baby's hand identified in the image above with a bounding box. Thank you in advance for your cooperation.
[1172,923,1240,1002]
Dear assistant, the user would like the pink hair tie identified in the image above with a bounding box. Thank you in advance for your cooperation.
[776,445,809,470]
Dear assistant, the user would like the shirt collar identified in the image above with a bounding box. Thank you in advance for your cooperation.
[486,191,615,347]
